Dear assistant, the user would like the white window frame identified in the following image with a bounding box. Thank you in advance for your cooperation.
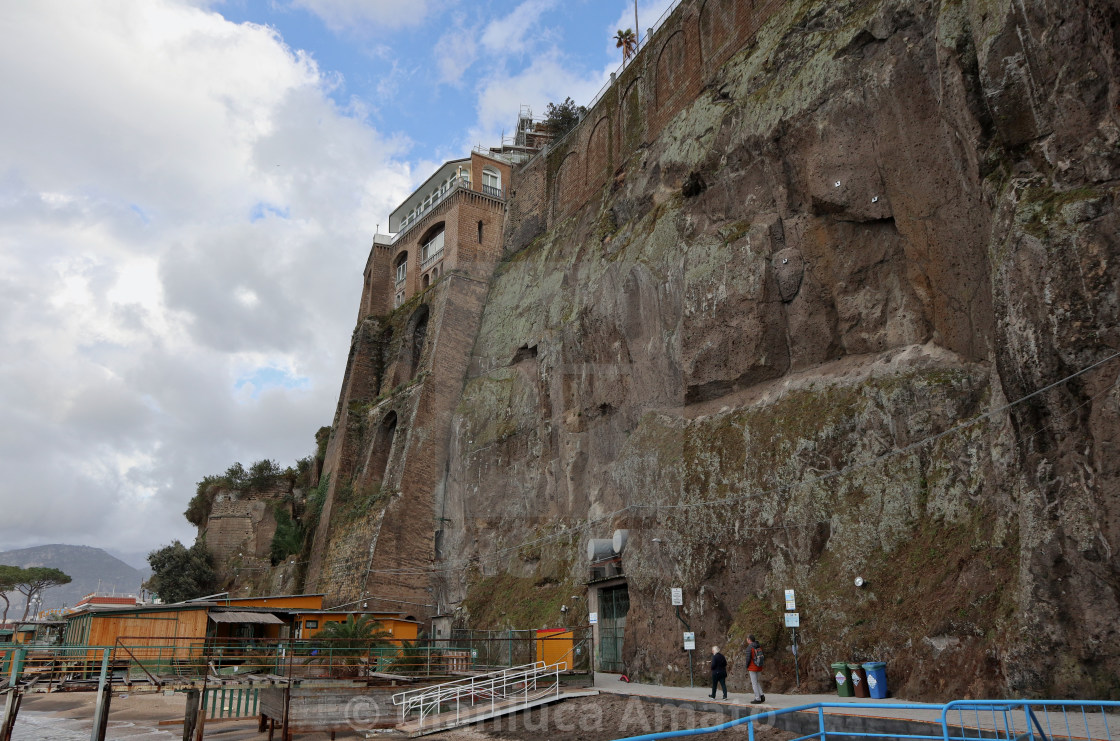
[422,230,444,262]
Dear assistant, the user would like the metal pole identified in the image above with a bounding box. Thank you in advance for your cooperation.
[675,607,693,688]
[634,0,640,47]
[89,648,111,741]
[792,628,800,688]
[7,649,24,688]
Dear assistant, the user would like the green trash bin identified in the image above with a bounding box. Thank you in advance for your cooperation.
[849,663,869,698]
[832,662,854,697]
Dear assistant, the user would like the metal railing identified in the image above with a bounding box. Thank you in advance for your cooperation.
[942,700,1120,741]
[420,248,444,270]
[527,0,685,163]
[395,177,505,242]
[392,661,562,732]
[610,699,1120,741]
[202,685,259,720]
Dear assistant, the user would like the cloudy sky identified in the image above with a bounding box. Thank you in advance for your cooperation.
[0,0,674,567]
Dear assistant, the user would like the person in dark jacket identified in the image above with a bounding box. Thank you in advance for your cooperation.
[709,645,728,699]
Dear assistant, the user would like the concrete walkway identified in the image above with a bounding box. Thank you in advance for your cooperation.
[595,672,946,722]
[593,673,1120,739]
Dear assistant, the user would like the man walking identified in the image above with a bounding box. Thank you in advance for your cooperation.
[709,645,728,700]
[747,634,765,703]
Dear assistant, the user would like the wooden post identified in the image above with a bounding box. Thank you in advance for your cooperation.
[0,689,24,741]
[194,676,208,741]
[182,689,200,741]
[258,712,268,732]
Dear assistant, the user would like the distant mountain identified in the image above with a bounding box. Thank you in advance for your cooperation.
[0,544,148,615]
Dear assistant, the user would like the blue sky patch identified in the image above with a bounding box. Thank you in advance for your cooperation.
[235,367,311,398]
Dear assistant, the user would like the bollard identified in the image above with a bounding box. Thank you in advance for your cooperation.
[182,689,200,741]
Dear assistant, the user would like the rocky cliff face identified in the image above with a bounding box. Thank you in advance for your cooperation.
[431,0,1119,700]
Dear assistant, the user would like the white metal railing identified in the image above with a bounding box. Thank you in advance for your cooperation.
[394,177,505,244]
[420,248,444,270]
[392,661,563,731]
[526,0,685,164]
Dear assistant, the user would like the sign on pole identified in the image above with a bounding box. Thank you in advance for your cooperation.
[671,588,683,606]
[683,632,695,650]
[784,589,796,611]
[589,612,598,625]
[784,612,800,628]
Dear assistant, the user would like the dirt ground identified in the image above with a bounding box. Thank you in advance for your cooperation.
[11,691,793,740]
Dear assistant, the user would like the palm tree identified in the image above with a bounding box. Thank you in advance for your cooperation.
[615,29,637,62]
[314,615,392,677]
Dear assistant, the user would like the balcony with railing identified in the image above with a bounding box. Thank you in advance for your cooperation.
[420,247,444,271]
[394,176,504,242]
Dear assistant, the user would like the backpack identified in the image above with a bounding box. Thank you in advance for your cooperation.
[751,643,765,669]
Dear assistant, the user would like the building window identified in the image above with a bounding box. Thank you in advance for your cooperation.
[478,220,483,243]
[395,253,408,285]
[422,229,444,264]
[306,620,318,629]
[482,167,501,196]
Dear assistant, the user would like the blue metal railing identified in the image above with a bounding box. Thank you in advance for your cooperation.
[942,700,1120,741]
[611,700,1120,741]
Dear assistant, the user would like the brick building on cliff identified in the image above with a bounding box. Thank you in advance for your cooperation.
[305,150,515,620]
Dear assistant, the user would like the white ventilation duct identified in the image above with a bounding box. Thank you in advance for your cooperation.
[587,539,614,562]
[612,529,629,555]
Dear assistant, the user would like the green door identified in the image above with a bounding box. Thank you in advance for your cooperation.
[597,584,629,672]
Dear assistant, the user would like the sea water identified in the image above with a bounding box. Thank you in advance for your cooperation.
[3,710,176,740]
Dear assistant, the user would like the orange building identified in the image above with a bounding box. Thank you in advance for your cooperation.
[293,611,420,644]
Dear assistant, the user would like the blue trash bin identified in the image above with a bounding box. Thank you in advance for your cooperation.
[863,662,887,699]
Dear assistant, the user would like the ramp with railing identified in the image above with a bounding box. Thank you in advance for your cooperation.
[392,661,597,737]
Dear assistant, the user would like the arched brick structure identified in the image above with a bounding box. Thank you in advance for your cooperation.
[406,303,430,380]
[553,151,580,218]
[655,30,689,112]
[699,0,737,65]
[586,115,613,187]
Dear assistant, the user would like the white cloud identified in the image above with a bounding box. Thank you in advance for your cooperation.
[0,0,414,553]
[435,28,479,86]
[480,0,557,56]
[465,49,613,148]
[288,0,436,33]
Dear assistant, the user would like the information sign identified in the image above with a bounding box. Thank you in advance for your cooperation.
[784,612,800,628]
[784,589,796,611]
[683,632,695,650]
[671,588,683,606]
[589,612,598,625]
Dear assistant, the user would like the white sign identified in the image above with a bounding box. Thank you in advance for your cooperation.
[784,612,800,628]
[671,588,683,606]
[784,589,796,611]
[589,612,598,625]
[683,632,695,650]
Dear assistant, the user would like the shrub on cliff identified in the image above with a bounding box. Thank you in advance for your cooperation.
[146,540,218,603]
[543,97,586,140]
[270,505,304,565]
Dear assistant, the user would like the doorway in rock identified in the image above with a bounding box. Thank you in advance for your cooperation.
[597,583,629,673]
